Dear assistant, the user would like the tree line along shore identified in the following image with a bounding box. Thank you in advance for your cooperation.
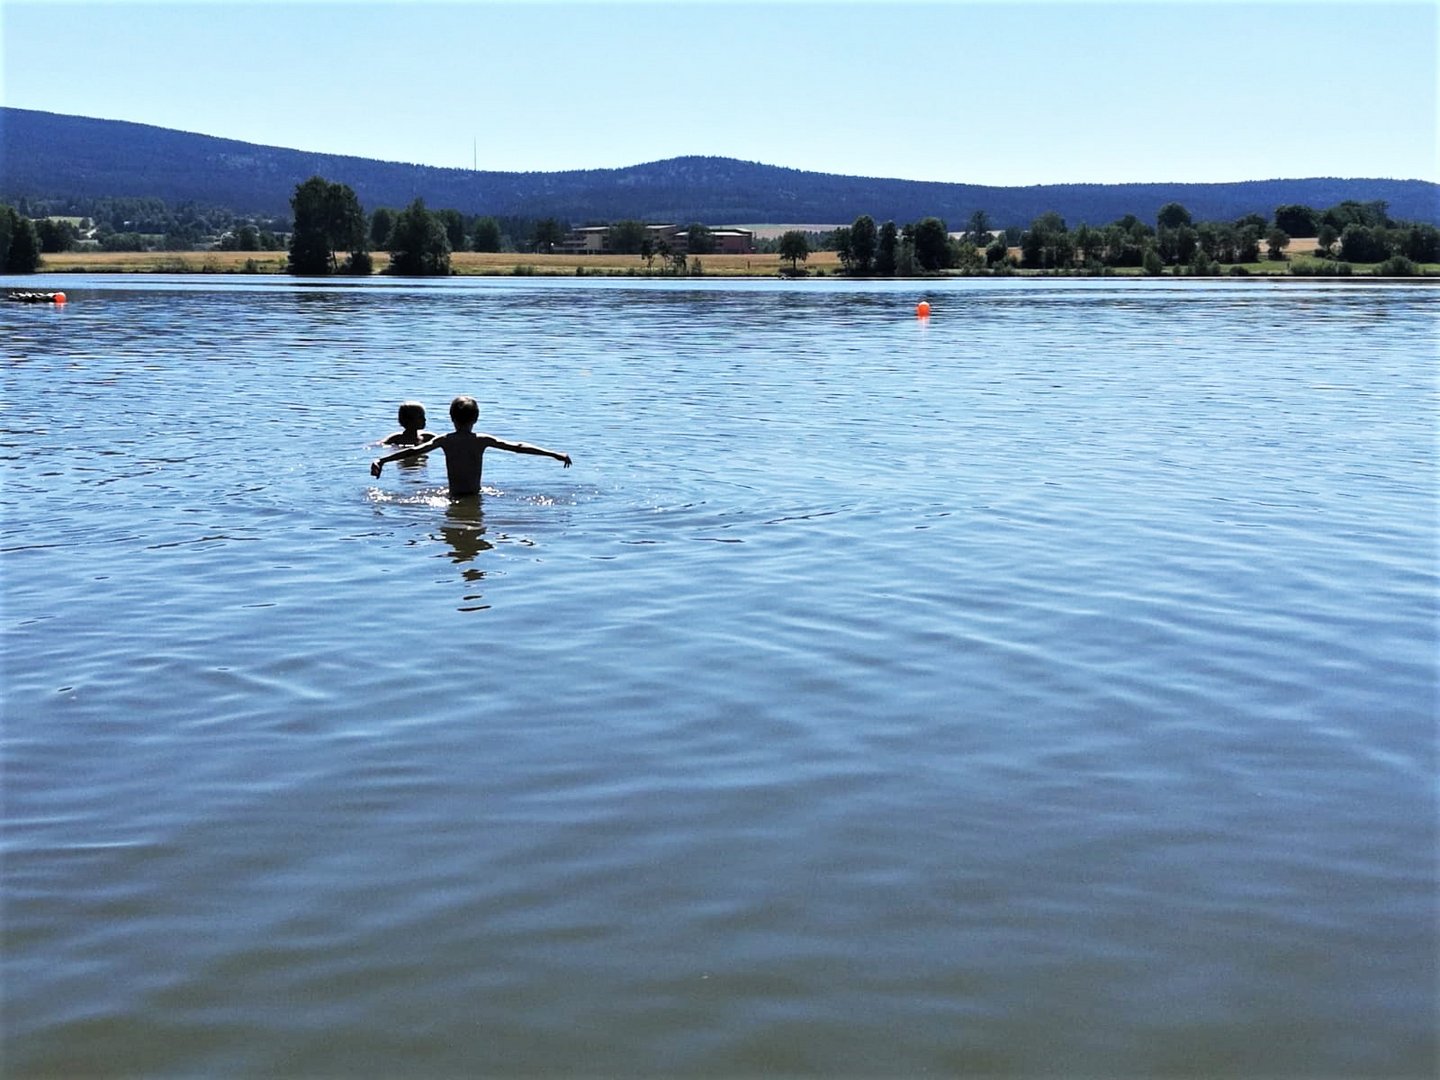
[3,176,1437,279]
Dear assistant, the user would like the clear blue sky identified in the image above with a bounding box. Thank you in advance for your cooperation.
[4,0,1436,185]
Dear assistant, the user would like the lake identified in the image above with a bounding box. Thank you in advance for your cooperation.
[2,274,1435,1077]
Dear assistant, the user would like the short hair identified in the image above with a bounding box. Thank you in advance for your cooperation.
[397,401,426,427]
[450,395,480,424]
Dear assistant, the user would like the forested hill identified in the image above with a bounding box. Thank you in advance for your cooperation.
[4,107,1437,227]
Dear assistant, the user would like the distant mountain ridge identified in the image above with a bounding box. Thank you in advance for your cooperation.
[3,107,1437,227]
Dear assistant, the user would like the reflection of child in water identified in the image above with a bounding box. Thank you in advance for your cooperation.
[371,395,570,498]
[380,401,435,446]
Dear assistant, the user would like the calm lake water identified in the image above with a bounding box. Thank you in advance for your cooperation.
[2,274,1436,1077]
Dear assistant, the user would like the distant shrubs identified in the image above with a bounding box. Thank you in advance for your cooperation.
[1375,256,1418,277]
[342,250,373,275]
[1291,260,1354,276]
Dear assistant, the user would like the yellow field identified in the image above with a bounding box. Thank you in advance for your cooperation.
[37,240,1413,279]
[37,250,291,273]
[36,248,844,277]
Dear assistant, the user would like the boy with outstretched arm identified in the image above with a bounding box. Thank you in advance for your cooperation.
[371,395,570,497]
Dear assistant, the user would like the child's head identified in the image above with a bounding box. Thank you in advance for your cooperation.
[449,395,480,427]
[397,401,427,429]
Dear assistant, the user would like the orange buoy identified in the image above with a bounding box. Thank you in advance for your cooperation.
[916,300,931,318]
[53,292,67,304]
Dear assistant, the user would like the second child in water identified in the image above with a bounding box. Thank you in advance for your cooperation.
[371,395,571,497]
[381,400,435,446]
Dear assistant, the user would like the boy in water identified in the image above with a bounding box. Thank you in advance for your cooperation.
[371,395,571,497]
[381,401,435,446]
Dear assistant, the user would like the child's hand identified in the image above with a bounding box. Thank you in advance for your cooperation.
[371,460,383,478]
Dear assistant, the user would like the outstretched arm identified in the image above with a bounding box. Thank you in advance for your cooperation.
[484,436,571,468]
[371,435,440,478]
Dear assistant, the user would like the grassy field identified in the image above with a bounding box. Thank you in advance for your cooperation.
[34,249,843,277]
[31,246,1434,278]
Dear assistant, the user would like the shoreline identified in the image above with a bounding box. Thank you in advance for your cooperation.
[23,248,1440,279]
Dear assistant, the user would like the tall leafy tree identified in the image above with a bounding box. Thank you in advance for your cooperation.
[2,207,41,272]
[912,217,951,272]
[438,209,466,252]
[36,218,78,253]
[1265,227,1290,260]
[1021,211,1069,269]
[1157,202,1192,229]
[832,225,854,271]
[875,220,898,276]
[388,198,451,276]
[472,216,502,253]
[370,207,396,249]
[1401,224,1440,262]
[1338,224,1389,263]
[288,176,366,275]
[1273,204,1318,237]
[531,218,564,253]
[965,209,991,246]
[850,214,877,274]
[778,230,809,271]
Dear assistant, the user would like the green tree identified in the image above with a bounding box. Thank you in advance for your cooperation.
[1156,202,1192,230]
[472,216,502,253]
[985,236,1009,267]
[1338,224,1390,263]
[965,209,991,246]
[1142,246,1165,275]
[1101,223,1144,267]
[1265,227,1290,260]
[778,230,809,271]
[684,223,715,255]
[3,207,41,272]
[1175,225,1198,265]
[912,217,951,272]
[607,219,648,255]
[370,207,396,249]
[1273,204,1318,237]
[832,225,854,271]
[1236,225,1261,263]
[1401,224,1440,263]
[388,198,451,276]
[1021,211,1068,269]
[288,176,366,275]
[438,209,466,252]
[1074,223,1104,267]
[850,215,877,274]
[35,218,78,253]
[531,218,564,253]
[1316,223,1339,253]
[0,206,12,269]
[1323,199,1391,233]
[875,220,898,275]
